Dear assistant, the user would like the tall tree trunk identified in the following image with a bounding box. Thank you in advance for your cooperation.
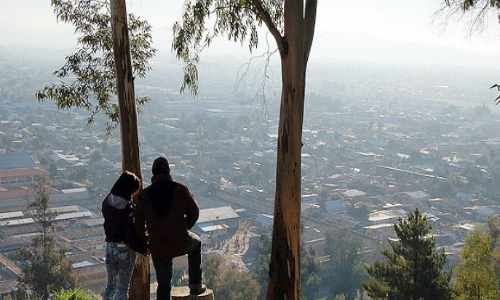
[110,0,149,299]
[266,0,316,298]
[265,59,306,300]
[266,3,306,300]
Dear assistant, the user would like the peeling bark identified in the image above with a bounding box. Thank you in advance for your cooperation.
[266,43,306,300]
[265,0,317,298]
[110,1,149,299]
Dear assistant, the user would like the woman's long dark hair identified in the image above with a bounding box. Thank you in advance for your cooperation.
[110,171,141,200]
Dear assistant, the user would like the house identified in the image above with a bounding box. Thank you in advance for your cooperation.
[399,191,429,204]
[454,223,477,240]
[325,200,345,215]
[341,189,366,198]
[49,151,79,166]
[0,253,20,297]
[193,206,240,237]
[255,214,273,227]
[369,209,407,225]
[475,206,496,221]
[0,153,48,188]
[456,192,473,204]
[145,123,184,143]
[364,223,395,240]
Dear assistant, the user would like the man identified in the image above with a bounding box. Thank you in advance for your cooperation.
[135,157,206,299]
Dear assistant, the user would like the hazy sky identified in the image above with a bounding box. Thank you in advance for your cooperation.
[1,0,500,67]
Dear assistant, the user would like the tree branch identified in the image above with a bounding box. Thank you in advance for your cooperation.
[251,0,285,54]
[304,0,317,62]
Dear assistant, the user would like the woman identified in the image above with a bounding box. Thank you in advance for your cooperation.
[102,171,147,300]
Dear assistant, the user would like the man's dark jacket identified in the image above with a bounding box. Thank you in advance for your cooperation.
[134,174,199,258]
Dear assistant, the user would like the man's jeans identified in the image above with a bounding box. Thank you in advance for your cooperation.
[152,232,202,300]
[104,242,136,300]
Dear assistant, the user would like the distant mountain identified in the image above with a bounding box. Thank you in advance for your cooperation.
[310,32,500,69]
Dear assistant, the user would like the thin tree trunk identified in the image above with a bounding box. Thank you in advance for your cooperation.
[110,0,149,299]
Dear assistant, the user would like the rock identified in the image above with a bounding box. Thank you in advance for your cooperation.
[171,286,214,300]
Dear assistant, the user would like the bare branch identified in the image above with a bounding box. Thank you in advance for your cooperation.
[304,0,317,62]
[469,1,491,33]
[251,0,285,53]
[436,0,499,34]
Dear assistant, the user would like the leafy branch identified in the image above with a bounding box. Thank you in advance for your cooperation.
[172,0,284,95]
[36,0,156,135]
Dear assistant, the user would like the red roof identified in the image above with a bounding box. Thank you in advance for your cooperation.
[0,186,60,201]
[0,168,48,179]
[0,188,33,200]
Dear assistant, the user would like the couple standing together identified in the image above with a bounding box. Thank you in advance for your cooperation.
[102,157,206,300]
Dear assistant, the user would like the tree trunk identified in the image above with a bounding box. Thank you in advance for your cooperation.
[110,0,149,299]
[266,5,306,299]
[265,64,305,300]
[265,0,318,297]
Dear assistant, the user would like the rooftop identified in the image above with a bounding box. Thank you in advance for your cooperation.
[0,153,36,170]
[403,191,429,200]
[341,189,366,198]
[0,211,23,220]
[0,167,48,179]
[198,206,239,224]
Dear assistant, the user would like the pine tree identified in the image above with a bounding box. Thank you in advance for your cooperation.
[15,178,77,300]
[363,208,451,300]
[453,229,500,300]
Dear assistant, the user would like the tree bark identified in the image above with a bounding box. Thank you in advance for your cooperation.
[266,2,307,299]
[110,0,149,299]
[264,0,317,298]
[265,61,305,300]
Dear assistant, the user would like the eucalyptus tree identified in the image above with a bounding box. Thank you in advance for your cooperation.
[36,0,156,298]
[440,0,500,29]
[37,0,155,135]
[173,1,318,298]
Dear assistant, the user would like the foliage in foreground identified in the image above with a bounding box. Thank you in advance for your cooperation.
[51,288,96,300]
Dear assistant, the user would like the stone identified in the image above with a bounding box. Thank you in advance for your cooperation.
[171,286,214,300]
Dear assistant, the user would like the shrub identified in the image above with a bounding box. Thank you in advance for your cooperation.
[51,288,96,300]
